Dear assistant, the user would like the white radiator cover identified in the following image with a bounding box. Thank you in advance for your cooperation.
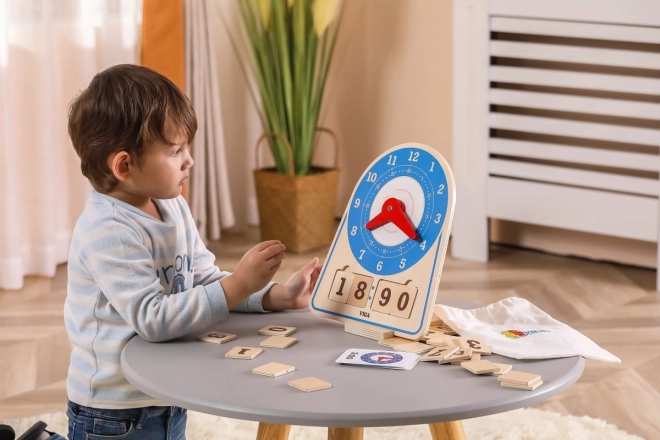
[451,0,660,288]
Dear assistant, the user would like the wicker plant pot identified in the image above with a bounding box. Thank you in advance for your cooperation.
[254,129,339,253]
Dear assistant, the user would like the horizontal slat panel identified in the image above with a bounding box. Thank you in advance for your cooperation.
[489,158,660,196]
[488,0,660,29]
[489,138,660,172]
[490,40,660,70]
[490,66,660,95]
[490,89,660,120]
[491,17,660,44]
[486,176,658,242]
[489,113,660,147]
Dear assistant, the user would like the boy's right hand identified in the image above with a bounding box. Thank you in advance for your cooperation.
[221,240,285,308]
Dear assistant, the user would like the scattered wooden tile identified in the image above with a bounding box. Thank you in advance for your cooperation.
[501,380,544,391]
[470,353,481,361]
[438,348,472,364]
[225,346,262,360]
[420,346,458,362]
[498,371,542,386]
[197,331,237,344]
[252,362,295,377]
[394,342,433,354]
[288,377,331,392]
[258,325,296,336]
[487,363,513,376]
[457,338,492,355]
[378,336,411,348]
[260,336,298,349]
[461,359,500,374]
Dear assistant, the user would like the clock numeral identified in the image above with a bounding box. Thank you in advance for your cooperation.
[435,214,442,224]
[359,249,365,260]
[429,162,435,172]
[336,277,346,296]
[329,270,353,304]
[420,240,427,250]
[397,291,410,311]
[353,198,361,208]
[354,281,367,299]
[437,184,445,195]
[399,258,406,269]
[351,226,357,236]
[379,288,391,306]
[376,261,383,271]
[387,155,397,166]
[366,172,377,182]
[389,285,417,319]
[408,151,419,162]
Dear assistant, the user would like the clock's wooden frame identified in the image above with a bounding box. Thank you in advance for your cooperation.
[309,143,456,340]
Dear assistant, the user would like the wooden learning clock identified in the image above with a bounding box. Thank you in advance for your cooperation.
[310,143,455,340]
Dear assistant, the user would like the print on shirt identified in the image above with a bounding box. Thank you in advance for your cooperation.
[155,254,193,294]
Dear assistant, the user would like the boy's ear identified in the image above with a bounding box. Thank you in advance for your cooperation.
[109,151,132,182]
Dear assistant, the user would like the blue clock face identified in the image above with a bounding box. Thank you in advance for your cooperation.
[347,147,448,276]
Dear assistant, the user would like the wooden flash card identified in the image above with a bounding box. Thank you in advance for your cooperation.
[461,360,499,374]
[252,362,295,377]
[501,380,544,391]
[498,371,542,386]
[487,363,513,376]
[260,336,298,349]
[288,377,332,392]
[225,346,262,360]
[258,325,297,336]
[197,331,237,344]
[458,338,492,355]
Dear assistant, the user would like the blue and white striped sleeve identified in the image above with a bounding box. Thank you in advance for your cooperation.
[82,215,230,342]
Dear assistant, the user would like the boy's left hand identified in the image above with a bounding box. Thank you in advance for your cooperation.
[263,257,323,311]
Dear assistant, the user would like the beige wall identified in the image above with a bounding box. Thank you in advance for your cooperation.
[210,0,453,228]
[209,0,654,268]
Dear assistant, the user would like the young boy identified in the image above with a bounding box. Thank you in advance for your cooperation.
[62,64,322,439]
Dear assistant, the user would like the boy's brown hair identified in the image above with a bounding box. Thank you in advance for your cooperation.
[68,64,197,193]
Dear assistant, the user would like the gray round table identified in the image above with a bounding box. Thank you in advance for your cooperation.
[121,300,584,440]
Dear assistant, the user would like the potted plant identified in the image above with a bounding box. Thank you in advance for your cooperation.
[230,0,344,253]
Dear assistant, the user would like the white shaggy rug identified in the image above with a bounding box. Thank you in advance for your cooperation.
[3,408,643,440]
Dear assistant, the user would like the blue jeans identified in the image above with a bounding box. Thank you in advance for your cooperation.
[66,400,187,440]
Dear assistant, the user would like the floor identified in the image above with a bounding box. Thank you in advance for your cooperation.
[1,227,659,439]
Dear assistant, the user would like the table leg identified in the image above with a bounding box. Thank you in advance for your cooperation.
[327,427,364,440]
[428,421,466,440]
[256,422,291,440]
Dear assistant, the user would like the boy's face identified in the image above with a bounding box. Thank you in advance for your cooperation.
[130,118,194,199]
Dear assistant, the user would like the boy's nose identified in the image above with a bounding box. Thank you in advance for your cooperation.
[183,152,194,169]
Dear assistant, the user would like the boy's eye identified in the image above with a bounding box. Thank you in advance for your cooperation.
[171,149,182,156]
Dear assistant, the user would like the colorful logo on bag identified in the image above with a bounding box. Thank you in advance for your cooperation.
[502,329,550,339]
[361,352,404,364]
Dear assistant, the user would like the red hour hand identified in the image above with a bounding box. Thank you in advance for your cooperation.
[365,198,420,240]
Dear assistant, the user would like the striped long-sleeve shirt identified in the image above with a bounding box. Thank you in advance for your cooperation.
[64,191,274,409]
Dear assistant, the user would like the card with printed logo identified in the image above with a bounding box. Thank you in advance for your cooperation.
[335,348,421,370]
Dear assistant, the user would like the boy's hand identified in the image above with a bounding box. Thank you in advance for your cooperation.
[221,240,285,309]
[263,257,323,311]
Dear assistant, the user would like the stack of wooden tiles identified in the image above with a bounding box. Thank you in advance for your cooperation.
[498,371,543,390]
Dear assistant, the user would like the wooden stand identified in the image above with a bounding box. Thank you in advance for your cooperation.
[256,421,466,440]
[429,421,467,440]
[256,422,290,440]
[328,427,364,440]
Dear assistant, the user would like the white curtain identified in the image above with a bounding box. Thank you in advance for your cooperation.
[0,0,142,290]
[185,0,235,243]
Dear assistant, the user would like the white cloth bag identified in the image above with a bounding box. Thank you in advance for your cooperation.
[434,297,620,363]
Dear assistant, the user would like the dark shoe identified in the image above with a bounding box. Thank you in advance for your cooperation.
[0,424,15,440]
[16,422,47,440]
